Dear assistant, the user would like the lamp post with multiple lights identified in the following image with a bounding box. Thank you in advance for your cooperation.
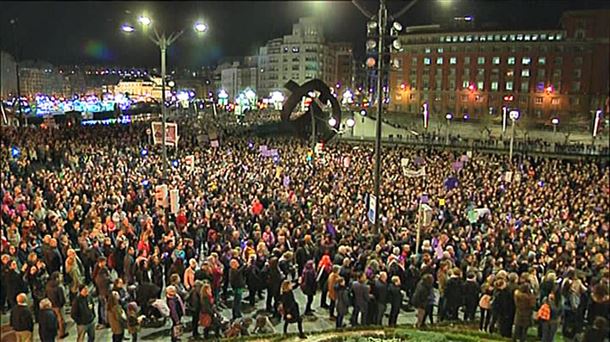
[121,15,208,179]
[509,109,520,160]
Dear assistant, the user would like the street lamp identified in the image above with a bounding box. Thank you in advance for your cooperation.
[551,117,559,134]
[509,109,520,160]
[346,117,356,128]
[120,15,208,180]
[445,113,453,144]
[328,117,337,127]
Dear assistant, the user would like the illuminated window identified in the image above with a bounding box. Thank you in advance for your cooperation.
[492,57,500,64]
[462,80,470,88]
[459,36,465,42]
[551,98,560,105]
[508,57,515,65]
[450,57,457,64]
[521,69,530,77]
[491,81,499,91]
[477,57,485,64]
[524,34,531,41]
[506,69,514,77]
[437,48,444,53]
[424,58,431,65]
[538,57,546,65]
[436,57,443,65]
[516,34,523,41]
[425,48,431,53]
[505,81,514,90]
[522,57,531,65]
[412,57,418,65]
[535,97,543,104]
[477,81,484,90]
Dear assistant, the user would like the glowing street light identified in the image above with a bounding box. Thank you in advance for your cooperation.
[194,22,208,33]
[551,117,559,134]
[346,117,355,128]
[121,24,135,33]
[138,16,152,26]
[328,117,337,127]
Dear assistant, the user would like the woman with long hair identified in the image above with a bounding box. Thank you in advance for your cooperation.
[279,280,306,339]
[106,291,126,342]
[199,283,221,338]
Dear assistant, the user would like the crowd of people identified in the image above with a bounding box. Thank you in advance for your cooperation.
[1,118,609,342]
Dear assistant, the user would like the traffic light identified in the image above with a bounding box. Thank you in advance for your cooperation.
[155,184,168,208]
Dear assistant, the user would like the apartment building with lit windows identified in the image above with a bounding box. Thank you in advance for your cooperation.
[388,10,609,124]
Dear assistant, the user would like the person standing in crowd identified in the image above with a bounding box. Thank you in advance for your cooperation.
[71,285,96,342]
[351,272,371,326]
[229,258,246,320]
[540,292,562,342]
[279,280,306,339]
[513,283,536,342]
[462,272,480,322]
[166,285,185,342]
[38,298,58,342]
[300,260,317,315]
[1,254,11,314]
[412,274,434,328]
[493,277,514,337]
[479,276,494,332]
[317,254,332,310]
[444,268,463,321]
[65,249,85,302]
[93,256,111,329]
[334,277,350,329]
[373,271,389,325]
[126,302,143,342]
[388,276,404,327]
[107,291,127,342]
[45,272,67,339]
[10,293,34,342]
[327,265,341,320]
[186,280,203,338]
[200,282,221,339]
[265,257,283,318]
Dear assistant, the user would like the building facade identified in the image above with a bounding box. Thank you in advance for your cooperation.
[257,17,355,98]
[1,51,18,98]
[113,76,171,101]
[218,57,259,100]
[388,10,610,125]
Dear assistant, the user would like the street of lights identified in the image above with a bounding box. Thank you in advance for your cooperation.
[120,14,208,179]
[509,109,520,160]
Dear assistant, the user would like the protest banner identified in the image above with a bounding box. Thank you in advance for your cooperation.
[151,122,178,147]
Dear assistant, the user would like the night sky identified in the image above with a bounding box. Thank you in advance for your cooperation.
[1,1,609,68]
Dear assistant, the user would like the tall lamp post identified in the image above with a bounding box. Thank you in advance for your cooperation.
[121,16,208,179]
[10,18,24,126]
[355,0,419,233]
[445,113,453,145]
[508,109,520,160]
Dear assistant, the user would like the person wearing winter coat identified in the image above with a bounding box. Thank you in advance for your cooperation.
[186,280,203,338]
[586,281,610,326]
[513,283,536,342]
[166,285,185,342]
[10,293,34,342]
[200,283,221,339]
[279,280,306,339]
[265,257,284,317]
[245,254,264,306]
[540,292,562,342]
[229,258,246,320]
[412,274,434,328]
[126,302,143,342]
[317,254,333,309]
[93,256,111,328]
[38,298,58,342]
[71,285,96,342]
[444,268,463,321]
[44,272,67,338]
[300,260,317,315]
[350,272,372,326]
[373,272,389,325]
[334,277,350,328]
[327,265,341,319]
[493,278,514,338]
[462,272,480,322]
[106,292,127,342]
[388,276,404,327]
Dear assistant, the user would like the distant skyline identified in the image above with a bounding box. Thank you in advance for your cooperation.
[1,1,609,67]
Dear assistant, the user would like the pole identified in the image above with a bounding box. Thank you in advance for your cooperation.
[446,119,450,145]
[373,0,386,234]
[11,19,24,126]
[553,124,556,134]
[160,37,168,180]
[509,118,515,160]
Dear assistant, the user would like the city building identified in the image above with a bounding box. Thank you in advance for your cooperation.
[1,51,18,98]
[388,10,610,125]
[217,56,259,100]
[257,17,355,98]
[18,60,65,96]
[113,76,172,101]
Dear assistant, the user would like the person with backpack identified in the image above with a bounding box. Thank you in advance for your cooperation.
[539,292,562,342]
